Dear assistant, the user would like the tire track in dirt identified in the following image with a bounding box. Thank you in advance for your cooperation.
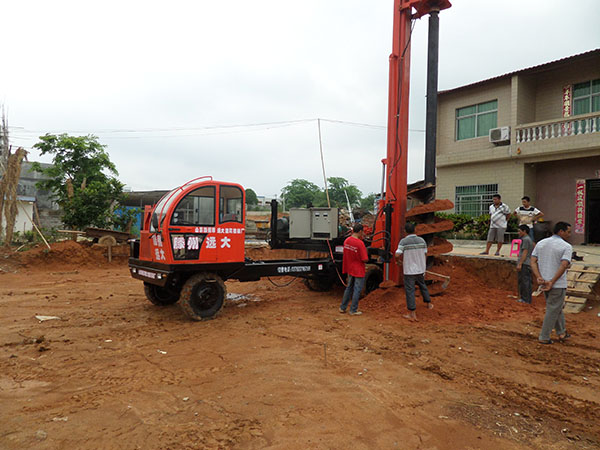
[347,324,600,446]
[430,337,599,444]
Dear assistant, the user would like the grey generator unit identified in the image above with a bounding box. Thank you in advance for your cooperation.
[289,207,339,240]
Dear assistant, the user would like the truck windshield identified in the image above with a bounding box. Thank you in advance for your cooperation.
[150,188,181,232]
[171,186,215,226]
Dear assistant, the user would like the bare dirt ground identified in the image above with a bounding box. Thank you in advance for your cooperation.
[1,242,599,449]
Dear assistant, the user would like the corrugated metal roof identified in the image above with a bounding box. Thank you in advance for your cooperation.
[439,48,600,95]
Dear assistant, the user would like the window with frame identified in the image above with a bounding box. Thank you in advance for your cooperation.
[573,79,600,115]
[572,79,600,133]
[455,184,498,217]
[456,100,498,140]
[171,186,215,226]
[219,185,243,223]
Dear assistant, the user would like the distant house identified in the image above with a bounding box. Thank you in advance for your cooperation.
[435,49,600,244]
[1,161,62,233]
[0,194,35,234]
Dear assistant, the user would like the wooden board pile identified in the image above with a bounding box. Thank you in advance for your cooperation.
[565,263,600,313]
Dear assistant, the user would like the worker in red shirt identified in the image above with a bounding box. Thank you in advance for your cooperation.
[339,223,369,316]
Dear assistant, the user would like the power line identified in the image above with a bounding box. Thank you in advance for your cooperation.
[9,117,426,138]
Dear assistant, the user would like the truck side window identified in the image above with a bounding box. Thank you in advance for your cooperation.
[171,186,215,226]
[219,186,243,223]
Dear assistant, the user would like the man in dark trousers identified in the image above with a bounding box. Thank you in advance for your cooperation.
[339,223,368,316]
[516,224,534,304]
[531,222,573,344]
[395,222,433,321]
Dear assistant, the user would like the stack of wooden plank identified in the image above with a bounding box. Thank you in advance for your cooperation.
[565,264,600,313]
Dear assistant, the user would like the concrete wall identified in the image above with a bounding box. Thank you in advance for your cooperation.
[535,155,600,245]
[18,162,58,211]
[437,78,511,161]
[513,74,537,126]
[437,159,526,214]
[1,201,34,234]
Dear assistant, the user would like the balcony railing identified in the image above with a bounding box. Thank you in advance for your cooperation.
[515,112,600,144]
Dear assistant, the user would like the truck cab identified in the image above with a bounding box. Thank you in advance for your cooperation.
[137,177,245,265]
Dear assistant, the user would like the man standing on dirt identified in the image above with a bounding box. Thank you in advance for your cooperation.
[514,196,543,242]
[531,222,572,344]
[339,223,368,316]
[395,222,433,321]
[516,224,534,304]
[481,194,511,256]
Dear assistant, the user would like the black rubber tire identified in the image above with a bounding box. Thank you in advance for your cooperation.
[144,282,180,306]
[179,273,226,321]
[361,264,383,297]
[303,276,334,292]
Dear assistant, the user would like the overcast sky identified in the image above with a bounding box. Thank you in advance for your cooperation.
[2,0,599,198]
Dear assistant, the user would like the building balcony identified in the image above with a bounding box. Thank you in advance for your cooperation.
[437,112,600,168]
[516,112,600,144]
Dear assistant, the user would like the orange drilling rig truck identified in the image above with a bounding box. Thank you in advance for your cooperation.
[129,0,455,320]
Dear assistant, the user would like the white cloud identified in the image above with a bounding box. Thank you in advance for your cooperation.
[3,0,598,196]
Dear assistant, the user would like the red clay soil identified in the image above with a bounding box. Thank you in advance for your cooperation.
[362,260,541,325]
[1,242,600,449]
[426,236,454,256]
[415,218,454,235]
[17,240,130,269]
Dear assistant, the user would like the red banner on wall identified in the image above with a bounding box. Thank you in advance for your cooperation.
[574,179,585,234]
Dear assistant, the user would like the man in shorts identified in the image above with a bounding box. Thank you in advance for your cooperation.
[514,196,543,242]
[481,194,510,256]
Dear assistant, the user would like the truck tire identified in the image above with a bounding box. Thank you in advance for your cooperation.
[144,282,180,306]
[361,265,383,297]
[303,276,334,292]
[179,273,226,321]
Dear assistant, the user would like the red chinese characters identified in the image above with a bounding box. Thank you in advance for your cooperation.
[574,180,585,234]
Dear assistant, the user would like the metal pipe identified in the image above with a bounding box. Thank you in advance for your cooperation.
[269,199,278,248]
[424,10,440,185]
[380,160,386,200]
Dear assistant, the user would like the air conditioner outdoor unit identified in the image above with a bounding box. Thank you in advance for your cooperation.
[489,126,510,144]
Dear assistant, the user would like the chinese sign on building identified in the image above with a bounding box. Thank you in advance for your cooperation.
[563,85,572,118]
[574,179,585,234]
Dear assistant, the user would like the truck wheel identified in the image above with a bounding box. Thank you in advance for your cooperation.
[303,276,334,292]
[144,283,180,306]
[179,273,226,321]
[361,265,383,297]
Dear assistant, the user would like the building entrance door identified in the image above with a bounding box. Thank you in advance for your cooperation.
[586,179,600,244]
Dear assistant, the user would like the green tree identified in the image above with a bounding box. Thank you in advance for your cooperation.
[245,188,259,205]
[312,190,329,207]
[281,179,321,208]
[32,134,124,230]
[325,177,362,208]
[359,193,377,211]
